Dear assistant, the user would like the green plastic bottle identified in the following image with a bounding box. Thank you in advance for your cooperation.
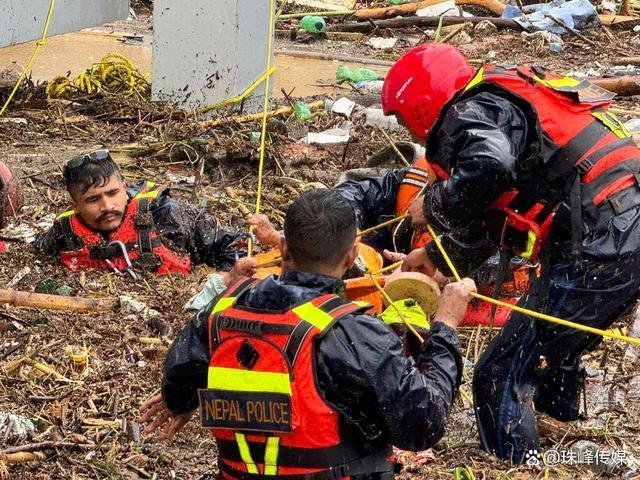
[300,16,328,34]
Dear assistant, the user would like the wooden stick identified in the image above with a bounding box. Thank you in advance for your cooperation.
[591,76,640,97]
[0,289,114,312]
[354,0,506,19]
[199,100,324,128]
[613,56,640,65]
[331,16,522,33]
[0,452,45,464]
[276,49,394,67]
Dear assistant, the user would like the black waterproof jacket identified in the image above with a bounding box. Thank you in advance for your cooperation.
[162,270,462,456]
[34,183,244,270]
[423,90,640,275]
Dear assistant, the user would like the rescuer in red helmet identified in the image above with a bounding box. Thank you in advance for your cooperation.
[381,43,640,463]
[139,189,477,479]
[35,150,253,281]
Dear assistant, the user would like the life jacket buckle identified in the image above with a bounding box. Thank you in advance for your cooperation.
[107,240,138,280]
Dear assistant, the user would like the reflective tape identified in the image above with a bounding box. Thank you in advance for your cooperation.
[291,302,334,331]
[592,111,630,139]
[264,436,280,475]
[56,210,75,219]
[212,296,236,314]
[208,367,292,394]
[522,231,537,260]
[464,67,484,92]
[235,433,259,474]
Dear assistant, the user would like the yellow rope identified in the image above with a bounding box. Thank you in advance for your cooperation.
[0,0,57,117]
[196,66,277,113]
[248,0,277,255]
[424,224,640,346]
[359,214,409,237]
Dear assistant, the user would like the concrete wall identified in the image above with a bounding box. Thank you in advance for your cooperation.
[0,0,130,47]
[152,0,273,113]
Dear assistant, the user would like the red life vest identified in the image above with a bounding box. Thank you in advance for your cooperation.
[457,65,640,261]
[393,156,434,251]
[202,278,393,480]
[55,182,191,276]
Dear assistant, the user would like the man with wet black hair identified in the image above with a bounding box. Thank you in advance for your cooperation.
[35,149,249,278]
[140,189,477,479]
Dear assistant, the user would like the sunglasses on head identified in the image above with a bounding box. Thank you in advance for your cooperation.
[66,149,112,170]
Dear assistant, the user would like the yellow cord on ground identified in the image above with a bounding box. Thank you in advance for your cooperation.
[197,67,277,113]
[46,53,150,99]
[424,224,640,346]
[0,0,56,117]
[248,0,277,255]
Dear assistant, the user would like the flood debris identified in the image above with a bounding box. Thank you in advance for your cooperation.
[1,0,640,478]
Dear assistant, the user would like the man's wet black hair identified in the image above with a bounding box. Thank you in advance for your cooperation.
[63,150,122,198]
[284,189,357,269]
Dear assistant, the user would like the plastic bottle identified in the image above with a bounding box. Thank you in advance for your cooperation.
[355,80,385,94]
[364,108,401,131]
[300,16,327,34]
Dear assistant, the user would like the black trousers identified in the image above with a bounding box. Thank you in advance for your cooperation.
[473,242,640,463]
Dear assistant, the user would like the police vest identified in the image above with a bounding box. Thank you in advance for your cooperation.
[392,156,434,251]
[446,65,640,261]
[55,182,191,276]
[201,278,394,479]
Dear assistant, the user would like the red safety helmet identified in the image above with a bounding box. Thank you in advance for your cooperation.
[382,43,475,140]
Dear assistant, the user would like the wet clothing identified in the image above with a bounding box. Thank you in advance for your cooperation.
[420,70,640,462]
[162,270,462,478]
[35,182,244,272]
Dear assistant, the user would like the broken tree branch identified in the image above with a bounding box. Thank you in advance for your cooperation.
[354,0,506,19]
[0,289,114,312]
[331,16,522,33]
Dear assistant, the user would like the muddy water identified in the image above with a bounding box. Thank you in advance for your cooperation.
[0,31,388,98]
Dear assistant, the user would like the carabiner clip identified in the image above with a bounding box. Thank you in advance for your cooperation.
[108,240,138,280]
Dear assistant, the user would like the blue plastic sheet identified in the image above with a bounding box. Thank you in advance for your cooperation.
[502,0,601,34]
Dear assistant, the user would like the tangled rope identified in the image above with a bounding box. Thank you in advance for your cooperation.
[46,53,150,99]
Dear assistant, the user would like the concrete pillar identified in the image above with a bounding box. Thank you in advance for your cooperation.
[0,0,129,48]
[152,0,273,113]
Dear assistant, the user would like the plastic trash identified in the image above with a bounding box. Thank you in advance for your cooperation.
[0,412,36,446]
[300,15,327,34]
[305,126,351,144]
[367,37,398,49]
[294,101,313,122]
[355,80,385,94]
[417,0,459,17]
[184,274,228,311]
[389,0,407,4]
[502,0,600,34]
[331,97,357,117]
[336,65,383,82]
[522,31,564,52]
[364,108,402,131]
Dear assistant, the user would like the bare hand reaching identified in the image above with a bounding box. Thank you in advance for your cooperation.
[433,278,477,330]
[248,214,281,247]
[139,394,195,441]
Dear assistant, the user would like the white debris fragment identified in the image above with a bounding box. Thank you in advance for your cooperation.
[366,37,398,50]
[331,97,357,117]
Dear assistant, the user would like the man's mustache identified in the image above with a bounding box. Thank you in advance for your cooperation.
[97,210,124,222]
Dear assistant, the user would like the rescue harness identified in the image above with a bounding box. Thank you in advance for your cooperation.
[55,182,191,277]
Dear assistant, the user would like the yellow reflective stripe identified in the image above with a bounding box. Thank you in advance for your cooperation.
[464,67,484,92]
[291,301,334,331]
[212,296,236,314]
[522,231,537,260]
[56,210,75,219]
[592,111,630,139]
[207,367,291,394]
[135,190,160,200]
[535,76,581,89]
[354,301,371,309]
[235,433,259,474]
[264,436,280,476]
